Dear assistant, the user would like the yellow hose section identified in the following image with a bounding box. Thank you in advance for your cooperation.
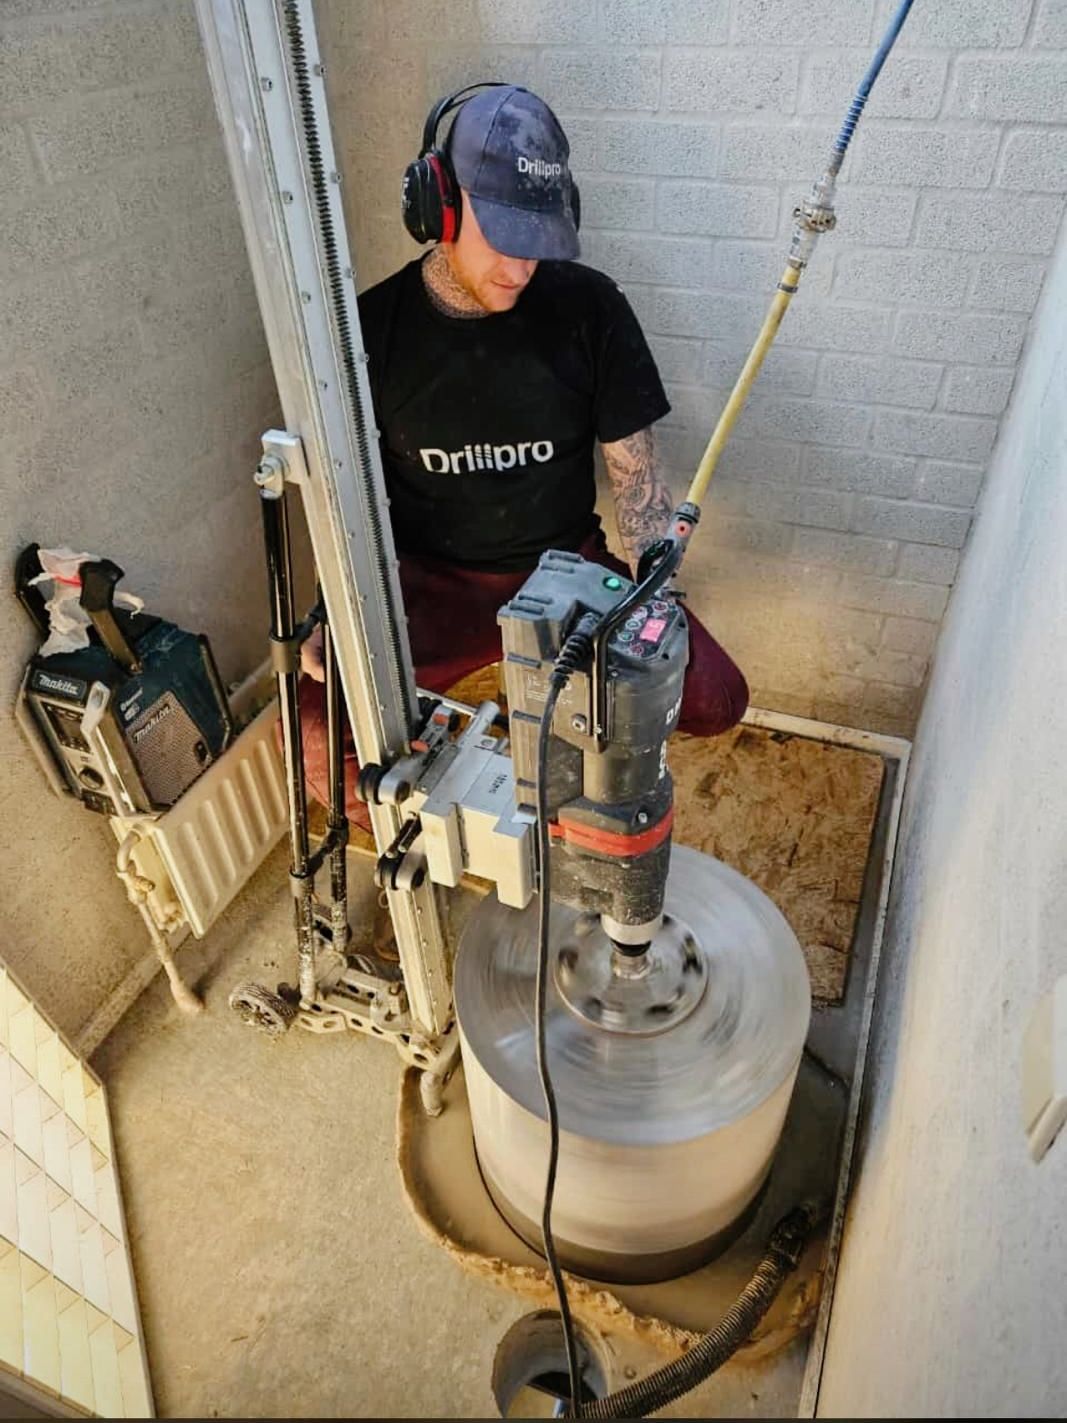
[685,261,802,510]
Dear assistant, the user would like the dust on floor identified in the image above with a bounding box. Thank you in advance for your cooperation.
[92,845,817,1418]
[91,706,886,1416]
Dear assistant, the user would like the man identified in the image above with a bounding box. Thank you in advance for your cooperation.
[300,84,747,819]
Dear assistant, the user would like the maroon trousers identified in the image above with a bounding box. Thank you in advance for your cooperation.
[299,531,748,826]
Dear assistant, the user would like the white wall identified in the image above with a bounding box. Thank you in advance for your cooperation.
[317,0,1067,736]
[818,191,1067,1415]
[1,1,281,1039]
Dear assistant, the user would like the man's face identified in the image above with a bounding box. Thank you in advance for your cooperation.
[445,189,538,313]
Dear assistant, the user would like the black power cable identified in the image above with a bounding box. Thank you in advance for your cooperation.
[534,673,582,1414]
[533,609,600,1414]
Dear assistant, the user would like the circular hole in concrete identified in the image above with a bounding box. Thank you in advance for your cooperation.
[492,1310,607,1417]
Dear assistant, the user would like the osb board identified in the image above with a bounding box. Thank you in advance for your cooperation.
[446,663,505,707]
[670,725,884,1002]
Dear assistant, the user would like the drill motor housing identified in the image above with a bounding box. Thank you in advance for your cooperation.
[499,550,689,936]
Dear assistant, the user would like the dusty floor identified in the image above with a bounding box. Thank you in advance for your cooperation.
[91,841,836,1419]
[93,843,527,1419]
[86,705,900,1418]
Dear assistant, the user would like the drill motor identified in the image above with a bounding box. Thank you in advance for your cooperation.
[498,549,688,947]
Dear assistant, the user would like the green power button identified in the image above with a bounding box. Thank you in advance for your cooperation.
[603,575,624,590]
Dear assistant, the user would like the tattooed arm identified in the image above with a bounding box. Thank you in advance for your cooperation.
[600,426,675,574]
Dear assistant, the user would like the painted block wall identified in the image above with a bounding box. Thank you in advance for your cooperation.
[817,196,1067,1414]
[316,0,1067,735]
[1,1,282,1039]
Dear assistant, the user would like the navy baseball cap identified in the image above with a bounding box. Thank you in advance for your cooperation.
[448,86,580,261]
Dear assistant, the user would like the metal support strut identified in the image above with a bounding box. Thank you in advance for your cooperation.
[258,462,319,1007]
[228,441,461,1111]
[322,618,350,957]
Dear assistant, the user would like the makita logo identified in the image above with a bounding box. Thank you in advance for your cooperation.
[131,702,173,744]
[36,672,82,699]
[517,156,562,179]
[420,440,554,474]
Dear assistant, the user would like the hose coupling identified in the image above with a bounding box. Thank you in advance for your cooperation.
[790,171,838,268]
[766,1199,828,1272]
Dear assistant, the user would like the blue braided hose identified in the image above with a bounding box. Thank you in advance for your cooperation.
[831,0,916,171]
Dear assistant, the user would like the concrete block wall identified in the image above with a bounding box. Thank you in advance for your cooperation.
[817,186,1067,1423]
[1,0,281,1038]
[317,0,1067,735]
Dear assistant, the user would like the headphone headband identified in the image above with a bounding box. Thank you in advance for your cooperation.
[420,81,510,158]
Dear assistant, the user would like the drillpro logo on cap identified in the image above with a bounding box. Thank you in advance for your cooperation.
[517,156,563,179]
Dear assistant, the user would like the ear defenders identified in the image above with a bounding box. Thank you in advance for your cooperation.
[401,82,581,245]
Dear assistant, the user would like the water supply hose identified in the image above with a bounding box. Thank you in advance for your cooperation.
[683,258,800,513]
[681,0,915,517]
[577,1201,826,1419]
[534,612,603,1410]
[830,0,917,175]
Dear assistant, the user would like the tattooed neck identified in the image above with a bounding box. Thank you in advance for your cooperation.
[421,247,487,319]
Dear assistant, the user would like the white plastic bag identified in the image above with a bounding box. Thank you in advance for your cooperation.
[29,546,144,658]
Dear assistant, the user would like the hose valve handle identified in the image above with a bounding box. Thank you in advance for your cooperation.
[635,502,701,585]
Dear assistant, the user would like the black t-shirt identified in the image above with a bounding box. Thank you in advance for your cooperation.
[357,258,670,572]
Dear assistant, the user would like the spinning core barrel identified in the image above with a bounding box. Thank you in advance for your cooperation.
[455,846,812,1284]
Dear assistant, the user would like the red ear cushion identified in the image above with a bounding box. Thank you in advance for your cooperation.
[427,152,457,243]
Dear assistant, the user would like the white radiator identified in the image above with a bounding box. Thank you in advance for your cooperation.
[110,697,288,941]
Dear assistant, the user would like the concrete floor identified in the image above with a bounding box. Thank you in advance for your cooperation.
[92,842,532,1419]
[89,716,907,1422]
[90,839,841,1419]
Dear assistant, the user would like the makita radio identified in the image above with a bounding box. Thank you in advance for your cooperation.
[15,544,233,816]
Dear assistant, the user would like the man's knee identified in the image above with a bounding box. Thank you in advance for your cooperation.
[716,656,750,730]
[677,629,749,738]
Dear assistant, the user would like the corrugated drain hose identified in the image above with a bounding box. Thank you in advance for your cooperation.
[577,1200,825,1419]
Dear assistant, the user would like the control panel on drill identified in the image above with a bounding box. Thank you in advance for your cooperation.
[611,596,677,659]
